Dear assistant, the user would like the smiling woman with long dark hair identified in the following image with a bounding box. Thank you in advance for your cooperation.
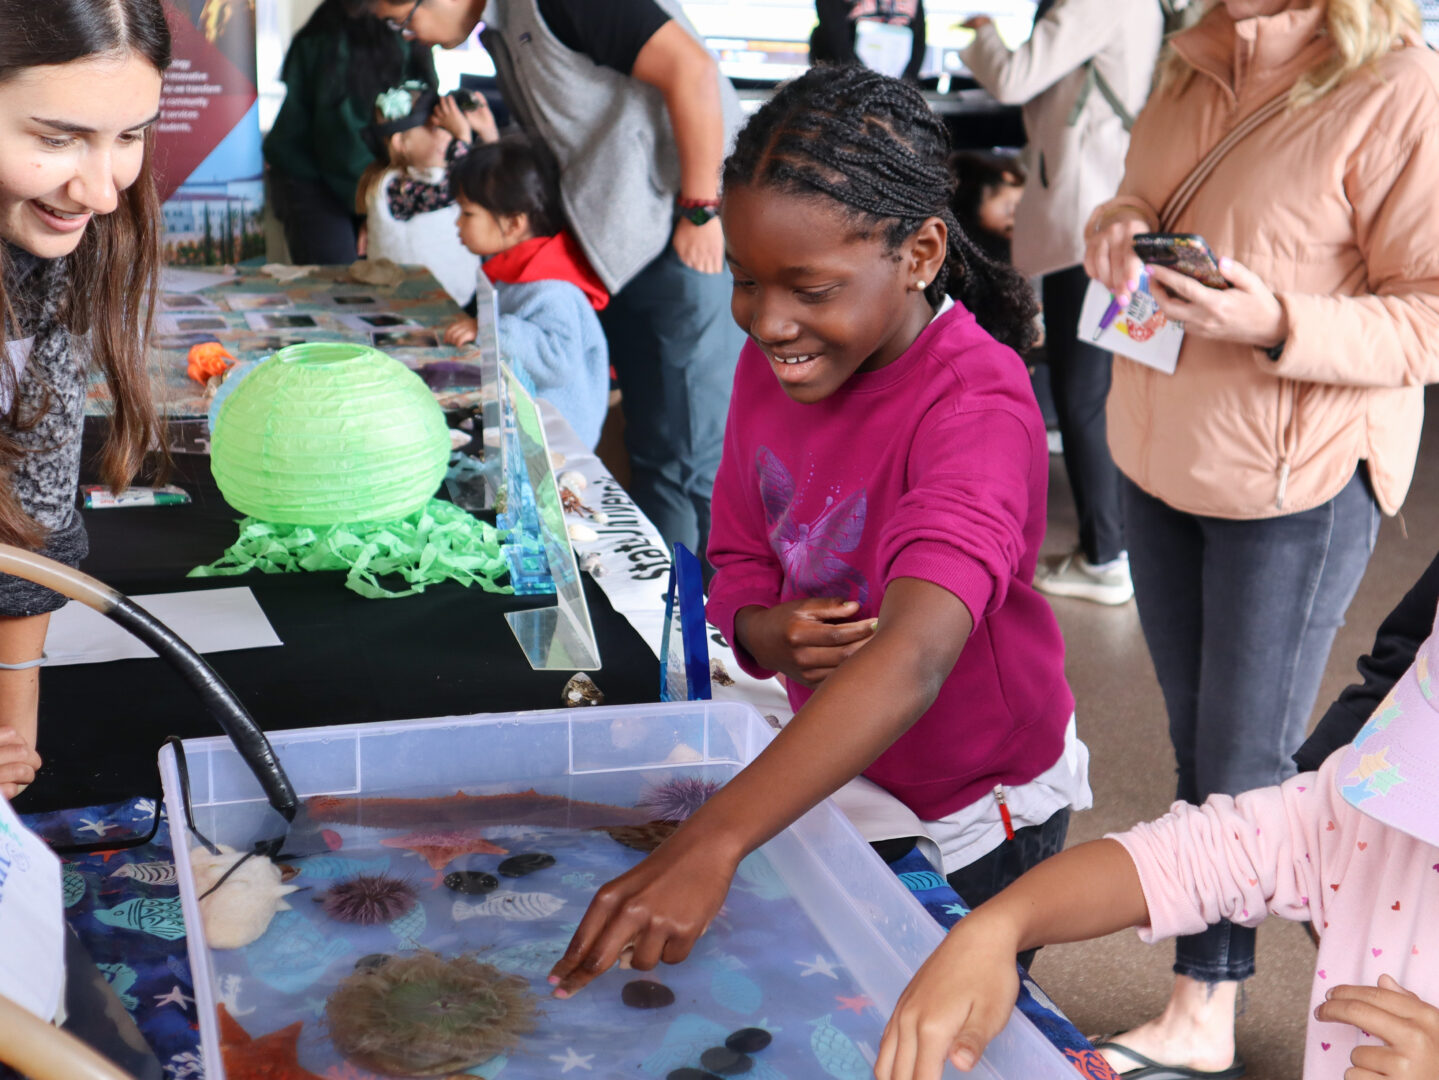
[0,0,171,796]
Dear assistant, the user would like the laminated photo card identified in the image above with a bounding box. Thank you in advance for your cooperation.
[1077,270,1185,375]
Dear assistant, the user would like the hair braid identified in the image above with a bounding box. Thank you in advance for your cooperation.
[724,65,1037,353]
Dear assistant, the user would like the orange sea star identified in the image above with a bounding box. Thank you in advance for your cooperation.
[218,1004,327,1080]
[380,827,510,870]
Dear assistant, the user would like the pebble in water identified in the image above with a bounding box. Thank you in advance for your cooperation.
[443,871,500,896]
[353,954,390,972]
[699,1046,753,1075]
[667,1070,724,1080]
[621,978,676,1009]
[724,1028,773,1055]
[496,853,556,878]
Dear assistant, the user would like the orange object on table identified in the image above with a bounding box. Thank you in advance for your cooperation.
[186,342,236,384]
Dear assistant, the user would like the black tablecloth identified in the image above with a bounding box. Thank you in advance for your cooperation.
[19,438,661,813]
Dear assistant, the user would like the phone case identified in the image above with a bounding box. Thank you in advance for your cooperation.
[1133,234,1228,290]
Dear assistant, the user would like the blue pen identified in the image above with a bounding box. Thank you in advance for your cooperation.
[1092,293,1123,341]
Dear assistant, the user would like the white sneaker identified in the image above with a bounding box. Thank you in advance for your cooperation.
[1034,551,1134,605]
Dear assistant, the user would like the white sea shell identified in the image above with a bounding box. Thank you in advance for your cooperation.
[190,845,298,950]
[557,470,588,494]
[567,522,599,543]
[549,452,566,468]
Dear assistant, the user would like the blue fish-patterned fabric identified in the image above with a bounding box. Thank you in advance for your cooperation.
[16,799,201,1080]
[890,848,1121,1080]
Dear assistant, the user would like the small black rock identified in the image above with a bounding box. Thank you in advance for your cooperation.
[725,1028,773,1055]
[443,870,499,895]
[621,978,676,1009]
[497,852,556,878]
[699,1046,753,1075]
[666,1070,723,1080]
[353,954,390,972]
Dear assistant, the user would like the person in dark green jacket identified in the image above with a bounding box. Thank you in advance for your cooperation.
[263,0,436,264]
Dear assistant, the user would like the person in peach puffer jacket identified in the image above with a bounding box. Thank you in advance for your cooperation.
[1080,0,1439,1072]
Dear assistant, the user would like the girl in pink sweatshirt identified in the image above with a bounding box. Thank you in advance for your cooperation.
[548,65,1087,998]
[878,606,1439,1080]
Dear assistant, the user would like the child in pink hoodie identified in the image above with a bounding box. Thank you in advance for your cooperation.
[878,606,1439,1080]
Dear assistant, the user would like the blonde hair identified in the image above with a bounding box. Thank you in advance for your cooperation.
[1156,0,1421,106]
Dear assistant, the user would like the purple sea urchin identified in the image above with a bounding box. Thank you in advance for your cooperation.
[325,951,537,1076]
[637,776,722,821]
[319,875,418,925]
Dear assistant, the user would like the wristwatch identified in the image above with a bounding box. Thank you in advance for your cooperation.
[676,196,721,226]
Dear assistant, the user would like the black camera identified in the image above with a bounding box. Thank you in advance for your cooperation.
[449,88,479,112]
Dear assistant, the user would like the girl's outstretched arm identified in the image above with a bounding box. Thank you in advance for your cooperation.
[877,839,1149,1080]
[548,576,972,996]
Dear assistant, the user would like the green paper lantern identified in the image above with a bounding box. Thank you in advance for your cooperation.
[210,343,451,526]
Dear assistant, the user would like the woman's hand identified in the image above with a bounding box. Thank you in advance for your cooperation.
[0,727,41,800]
[876,916,1022,1080]
[1083,207,1150,304]
[1315,975,1439,1080]
[1145,258,1287,349]
[431,95,471,144]
[444,316,478,347]
[548,825,741,997]
[735,599,877,688]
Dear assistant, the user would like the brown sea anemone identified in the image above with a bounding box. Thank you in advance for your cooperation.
[325,952,538,1077]
[319,875,418,925]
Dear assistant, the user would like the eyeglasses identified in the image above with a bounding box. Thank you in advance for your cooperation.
[384,0,423,37]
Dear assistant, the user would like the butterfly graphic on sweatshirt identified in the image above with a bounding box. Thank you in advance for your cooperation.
[757,447,869,606]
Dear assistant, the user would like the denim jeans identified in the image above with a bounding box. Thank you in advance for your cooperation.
[600,243,745,557]
[1042,265,1124,565]
[1123,468,1380,981]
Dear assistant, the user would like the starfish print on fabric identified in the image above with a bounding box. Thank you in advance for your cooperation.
[154,985,195,1009]
[217,1004,327,1080]
[379,828,509,870]
[943,903,969,916]
[77,817,115,838]
[836,994,872,1014]
[549,1047,594,1072]
[796,954,842,979]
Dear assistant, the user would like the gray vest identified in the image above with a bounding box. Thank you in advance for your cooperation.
[481,0,742,293]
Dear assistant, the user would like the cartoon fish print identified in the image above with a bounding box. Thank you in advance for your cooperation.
[452,891,565,922]
[110,861,179,887]
[735,852,789,901]
[810,1014,871,1080]
[94,897,187,940]
[482,934,573,977]
[642,1013,734,1075]
[390,903,427,950]
[97,963,139,1011]
[62,869,87,908]
[897,870,947,892]
[244,909,354,995]
[294,855,392,880]
[217,974,254,1017]
[757,447,870,606]
[709,965,762,1015]
[561,871,596,890]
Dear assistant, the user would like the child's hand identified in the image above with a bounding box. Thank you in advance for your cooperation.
[463,95,499,144]
[735,599,877,688]
[1315,974,1439,1079]
[876,916,1022,1079]
[432,95,471,144]
[444,316,479,347]
[0,726,42,800]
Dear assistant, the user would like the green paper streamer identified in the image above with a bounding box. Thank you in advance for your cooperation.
[190,499,514,599]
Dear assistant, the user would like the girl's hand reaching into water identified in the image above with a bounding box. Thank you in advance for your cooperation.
[548,821,741,998]
[1315,975,1439,1079]
[876,913,1021,1079]
[735,599,877,688]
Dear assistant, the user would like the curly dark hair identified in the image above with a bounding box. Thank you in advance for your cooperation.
[722,65,1038,353]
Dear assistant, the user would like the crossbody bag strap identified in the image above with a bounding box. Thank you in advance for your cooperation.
[1157,90,1289,230]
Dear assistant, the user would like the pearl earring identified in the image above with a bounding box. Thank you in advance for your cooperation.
[915,280,927,290]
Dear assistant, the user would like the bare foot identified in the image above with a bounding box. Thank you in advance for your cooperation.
[1100,975,1239,1075]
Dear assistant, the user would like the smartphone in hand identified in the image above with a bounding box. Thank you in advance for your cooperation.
[1132,233,1228,290]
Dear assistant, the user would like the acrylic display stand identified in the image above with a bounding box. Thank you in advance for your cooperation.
[659,543,711,701]
[497,362,601,670]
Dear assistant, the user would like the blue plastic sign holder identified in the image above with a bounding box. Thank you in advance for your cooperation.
[659,543,712,701]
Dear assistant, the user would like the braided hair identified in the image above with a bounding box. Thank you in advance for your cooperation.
[723,65,1038,353]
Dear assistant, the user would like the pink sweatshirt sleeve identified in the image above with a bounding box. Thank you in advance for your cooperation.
[705,362,783,679]
[881,402,1037,623]
[1109,772,1326,943]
